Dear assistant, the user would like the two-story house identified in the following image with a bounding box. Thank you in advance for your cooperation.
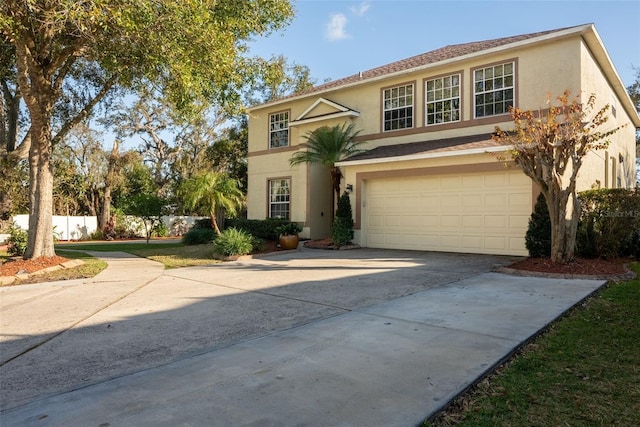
[246,23,639,256]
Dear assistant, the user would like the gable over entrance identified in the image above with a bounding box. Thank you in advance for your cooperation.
[289,98,360,127]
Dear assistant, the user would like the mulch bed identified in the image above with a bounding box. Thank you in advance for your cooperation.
[0,255,71,277]
[507,256,629,276]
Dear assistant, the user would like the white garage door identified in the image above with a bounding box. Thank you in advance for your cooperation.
[365,170,531,256]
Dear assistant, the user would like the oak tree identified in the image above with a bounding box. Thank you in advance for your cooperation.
[0,0,294,258]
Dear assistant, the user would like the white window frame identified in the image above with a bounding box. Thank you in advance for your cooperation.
[269,111,289,148]
[425,73,461,126]
[268,178,290,219]
[382,83,414,131]
[473,61,514,118]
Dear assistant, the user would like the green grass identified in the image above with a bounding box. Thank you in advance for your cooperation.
[56,241,219,269]
[425,263,640,426]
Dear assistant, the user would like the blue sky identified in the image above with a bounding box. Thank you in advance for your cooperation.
[250,0,640,88]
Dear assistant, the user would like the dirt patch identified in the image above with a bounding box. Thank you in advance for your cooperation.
[0,256,71,277]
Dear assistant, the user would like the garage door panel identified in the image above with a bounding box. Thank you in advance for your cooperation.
[462,236,483,250]
[441,195,461,208]
[441,215,460,228]
[485,193,508,209]
[463,194,483,208]
[462,215,483,228]
[440,176,462,190]
[365,170,531,256]
[485,237,507,250]
[485,215,507,228]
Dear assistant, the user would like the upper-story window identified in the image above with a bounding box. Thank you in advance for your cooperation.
[269,111,289,148]
[473,62,514,118]
[383,83,414,131]
[425,74,461,125]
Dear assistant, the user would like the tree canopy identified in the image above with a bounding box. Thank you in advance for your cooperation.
[1,0,294,258]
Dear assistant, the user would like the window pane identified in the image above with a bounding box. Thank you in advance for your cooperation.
[504,62,513,74]
[473,62,515,117]
[269,179,290,219]
[383,84,414,131]
[424,74,460,126]
[269,112,289,148]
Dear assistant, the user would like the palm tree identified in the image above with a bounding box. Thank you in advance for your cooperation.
[289,123,366,204]
[180,172,244,235]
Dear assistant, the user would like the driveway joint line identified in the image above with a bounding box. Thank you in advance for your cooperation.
[163,273,354,312]
[0,274,162,368]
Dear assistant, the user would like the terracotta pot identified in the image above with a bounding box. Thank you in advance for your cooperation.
[279,234,299,250]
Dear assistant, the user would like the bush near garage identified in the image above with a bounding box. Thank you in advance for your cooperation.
[577,188,640,259]
[525,193,552,258]
[332,192,355,247]
[524,188,640,259]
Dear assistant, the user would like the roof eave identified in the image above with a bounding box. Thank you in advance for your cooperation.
[336,145,512,167]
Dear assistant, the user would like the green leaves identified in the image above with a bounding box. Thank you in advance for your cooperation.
[290,123,366,168]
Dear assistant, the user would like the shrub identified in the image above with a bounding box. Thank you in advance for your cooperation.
[525,193,551,258]
[275,222,302,236]
[90,229,106,241]
[153,221,169,237]
[577,188,640,258]
[192,218,213,229]
[225,218,290,240]
[181,228,217,246]
[214,227,254,256]
[332,192,354,247]
[7,223,28,257]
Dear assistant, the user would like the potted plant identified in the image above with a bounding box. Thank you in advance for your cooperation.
[276,222,303,250]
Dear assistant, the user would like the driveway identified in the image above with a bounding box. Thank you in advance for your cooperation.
[0,248,605,426]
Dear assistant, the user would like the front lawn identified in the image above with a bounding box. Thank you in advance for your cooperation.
[56,241,219,269]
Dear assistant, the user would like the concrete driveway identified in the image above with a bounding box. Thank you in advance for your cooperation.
[0,248,605,426]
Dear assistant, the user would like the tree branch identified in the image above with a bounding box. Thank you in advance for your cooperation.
[51,74,117,146]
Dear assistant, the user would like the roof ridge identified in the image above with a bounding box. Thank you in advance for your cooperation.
[265,24,589,104]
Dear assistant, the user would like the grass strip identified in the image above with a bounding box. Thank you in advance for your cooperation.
[425,263,640,426]
[56,241,219,269]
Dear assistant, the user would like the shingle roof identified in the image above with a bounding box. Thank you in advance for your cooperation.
[340,134,502,163]
[259,25,584,107]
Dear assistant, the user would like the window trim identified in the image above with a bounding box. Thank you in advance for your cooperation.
[471,59,517,119]
[423,71,463,127]
[267,177,291,219]
[380,80,416,132]
[268,110,290,149]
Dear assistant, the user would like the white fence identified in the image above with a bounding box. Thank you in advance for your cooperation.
[8,215,205,241]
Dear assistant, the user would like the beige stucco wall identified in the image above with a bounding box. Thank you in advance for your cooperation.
[247,27,638,242]
[577,39,637,190]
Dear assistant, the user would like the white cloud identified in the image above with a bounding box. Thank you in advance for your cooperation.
[325,13,350,41]
[350,2,371,17]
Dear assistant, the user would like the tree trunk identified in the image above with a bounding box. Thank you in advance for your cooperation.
[545,189,578,264]
[24,118,55,259]
[99,140,120,230]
